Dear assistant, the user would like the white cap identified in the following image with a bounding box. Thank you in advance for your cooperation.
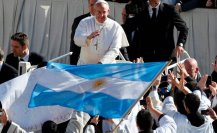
[95,0,109,7]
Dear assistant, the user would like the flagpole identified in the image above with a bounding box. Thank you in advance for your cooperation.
[112,60,172,132]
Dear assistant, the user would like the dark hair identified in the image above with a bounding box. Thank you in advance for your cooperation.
[174,89,187,115]
[0,48,4,61]
[136,109,154,131]
[125,0,146,14]
[11,32,29,46]
[42,120,59,133]
[0,101,2,109]
[184,93,200,113]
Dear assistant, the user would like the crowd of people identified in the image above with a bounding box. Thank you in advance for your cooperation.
[0,0,217,132]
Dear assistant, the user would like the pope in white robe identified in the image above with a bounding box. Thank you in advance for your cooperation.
[74,0,129,65]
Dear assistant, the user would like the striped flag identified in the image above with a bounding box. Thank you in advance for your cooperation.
[0,62,168,131]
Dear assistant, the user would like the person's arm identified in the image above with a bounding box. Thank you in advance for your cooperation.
[167,70,191,95]
[74,18,99,47]
[207,108,217,133]
[146,97,177,133]
[172,5,188,57]
[146,96,163,120]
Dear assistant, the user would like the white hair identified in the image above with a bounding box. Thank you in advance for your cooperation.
[94,0,109,7]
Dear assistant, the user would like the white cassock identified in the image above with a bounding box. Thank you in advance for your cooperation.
[74,16,129,65]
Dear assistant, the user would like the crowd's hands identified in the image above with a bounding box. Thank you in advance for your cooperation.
[90,115,100,125]
[175,3,182,13]
[168,70,179,87]
[0,109,8,126]
[177,63,189,78]
[196,74,217,96]
[87,31,100,41]
[167,67,191,94]
[207,107,217,120]
[209,82,217,96]
[197,74,209,90]
[175,45,185,58]
[133,57,144,63]
[178,70,191,94]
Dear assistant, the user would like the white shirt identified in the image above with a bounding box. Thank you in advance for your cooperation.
[154,115,177,133]
[148,1,161,17]
[162,96,215,133]
[19,50,30,62]
[74,16,129,65]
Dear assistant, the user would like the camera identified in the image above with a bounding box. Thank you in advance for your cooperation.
[201,109,209,115]
[140,99,146,106]
[161,75,168,83]
[206,76,212,87]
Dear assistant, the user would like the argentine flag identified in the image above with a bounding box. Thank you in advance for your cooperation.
[29,62,168,118]
[0,61,168,131]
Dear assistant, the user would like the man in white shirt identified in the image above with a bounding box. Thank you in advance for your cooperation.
[74,0,129,65]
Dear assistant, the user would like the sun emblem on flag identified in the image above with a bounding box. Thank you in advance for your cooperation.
[92,79,106,90]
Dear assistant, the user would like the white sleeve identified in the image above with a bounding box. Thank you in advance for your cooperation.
[162,96,178,117]
[155,115,177,133]
[148,88,162,111]
[193,90,211,111]
[74,19,89,47]
[84,125,95,133]
[99,25,122,64]
[7,122,27,133]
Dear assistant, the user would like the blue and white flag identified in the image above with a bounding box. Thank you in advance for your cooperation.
[29,62,168,118]
[0,62,168,131]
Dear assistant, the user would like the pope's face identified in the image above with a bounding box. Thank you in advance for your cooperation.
[94,3,109,23]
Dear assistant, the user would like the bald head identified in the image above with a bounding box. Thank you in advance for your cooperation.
[94,0,110,23]
[184,58,199,78]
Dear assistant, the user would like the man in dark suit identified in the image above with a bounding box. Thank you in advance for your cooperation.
[70,0,97,65]
[5,32,45,71]
[0,48,17,84]
[123,0,188,62]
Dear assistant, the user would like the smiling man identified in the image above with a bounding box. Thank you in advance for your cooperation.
[5,32,45,71]
[74,0,129,65]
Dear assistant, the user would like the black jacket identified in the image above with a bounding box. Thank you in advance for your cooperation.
[123,3,188,62]
[5,52,45,70]
[0,62,17,84]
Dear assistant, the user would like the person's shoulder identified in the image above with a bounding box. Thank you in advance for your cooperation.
[6,53,15,59]
[162,3,175,10]
[79,16,95,24]
[107,18,121,26]
[74,13,91,21]
[29,52,45,61]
